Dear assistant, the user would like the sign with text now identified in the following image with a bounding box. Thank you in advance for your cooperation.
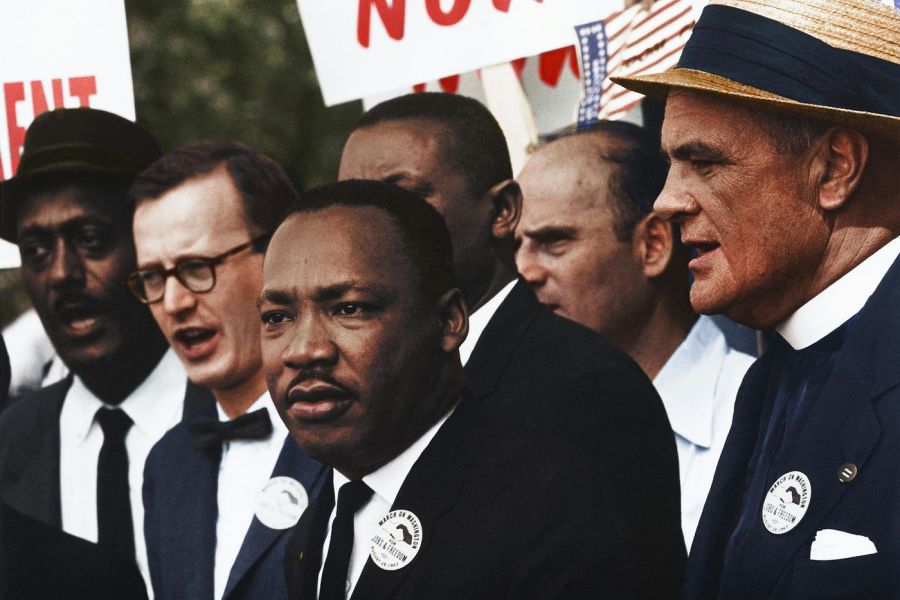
[296,0,582,106]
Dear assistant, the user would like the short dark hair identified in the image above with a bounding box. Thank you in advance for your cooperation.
[553,120,669,241]
[289,179,456,303]
[356,92,512,196]
[129,140,297,249]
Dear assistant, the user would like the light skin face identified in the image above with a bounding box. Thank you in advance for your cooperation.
[133,167,267,405]
[17,187,161,376]
[259,206,466,480]
[515,135,651,340]
[656,91,831,328]
[338,119,500,308]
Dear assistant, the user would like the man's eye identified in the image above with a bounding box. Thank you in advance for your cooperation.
[261,311,291,325]
[73,227,111,253]
[333,303,369,317]
[20,241,51,263]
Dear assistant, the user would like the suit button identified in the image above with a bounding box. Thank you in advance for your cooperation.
[297,551,304,563]
[838,463,858,483]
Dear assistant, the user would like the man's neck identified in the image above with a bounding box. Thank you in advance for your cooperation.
[213,371,269,419]
[468,264,517,313]
[617,294,697,381]
[78,339,168,405]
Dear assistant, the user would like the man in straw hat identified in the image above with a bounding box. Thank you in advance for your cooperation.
[614,0,900,597]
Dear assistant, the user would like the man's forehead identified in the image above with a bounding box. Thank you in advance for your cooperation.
[18,186,122,229]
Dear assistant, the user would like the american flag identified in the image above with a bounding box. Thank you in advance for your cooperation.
[591,0,697,121]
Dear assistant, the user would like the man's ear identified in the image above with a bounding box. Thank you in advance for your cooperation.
[437,288,469,353]
[633,213,674,278]
[814,128,868,211]
[486,179,522,240]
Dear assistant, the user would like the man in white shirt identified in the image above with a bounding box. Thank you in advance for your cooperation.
[131,140,327,600]
[0,107,180,597]
[337,92,685,597]
[261,179,639,599]
[516,121,755,550]
[614,0,900,596]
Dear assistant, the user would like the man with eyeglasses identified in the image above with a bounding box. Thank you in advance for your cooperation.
[130,140,327,600]
[0,108,185,598]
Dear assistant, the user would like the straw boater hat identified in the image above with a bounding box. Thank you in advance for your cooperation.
[613,0,900,142]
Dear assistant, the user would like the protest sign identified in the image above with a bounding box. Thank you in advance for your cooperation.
[0,0,136,267]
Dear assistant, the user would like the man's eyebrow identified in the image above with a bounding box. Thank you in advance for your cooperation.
[312,281,390,302]
[523,224,578,242]
[383,173,435,197]
[19,216,113,238]
[666,140,729,161]
[257,289,294,308]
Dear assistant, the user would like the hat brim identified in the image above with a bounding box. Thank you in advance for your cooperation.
[613,68,900,143]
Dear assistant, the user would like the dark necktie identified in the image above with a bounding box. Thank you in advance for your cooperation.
[96,407,135,560]
[320,480,374,600]
[190,407,273,449]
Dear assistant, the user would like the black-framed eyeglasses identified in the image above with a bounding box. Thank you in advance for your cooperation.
[126,233,270,304]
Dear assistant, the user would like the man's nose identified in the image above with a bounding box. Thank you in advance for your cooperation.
[282,313,338,369]
[516,244,548,288]
[47,239,86,288]
[654,172,700,223]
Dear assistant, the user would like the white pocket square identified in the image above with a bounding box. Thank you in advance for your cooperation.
[810,529,877,561]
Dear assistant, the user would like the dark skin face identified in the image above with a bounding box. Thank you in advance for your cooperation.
[16,184,167,403]
[259,206,466,479]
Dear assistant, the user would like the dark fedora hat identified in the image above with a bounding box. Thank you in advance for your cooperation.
[0,107,162,243]
[613,0,900,142]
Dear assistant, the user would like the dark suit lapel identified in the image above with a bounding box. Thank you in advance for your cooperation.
[1,376,71,527]
[223,436,327,598]
[352,397,491,600]
[287,472,335,599]
[464,280,540,399]
[721,254,900,598]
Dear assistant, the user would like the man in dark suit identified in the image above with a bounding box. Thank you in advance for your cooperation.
[261,179,639,599]
[0,108,182,595]
[130,141,328,600]
[338,92,684,596]
[614,0,900,596]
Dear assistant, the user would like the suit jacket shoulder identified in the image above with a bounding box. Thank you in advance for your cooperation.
[0,376,72,527]
[466,280,684,598]
[288,398,639,600]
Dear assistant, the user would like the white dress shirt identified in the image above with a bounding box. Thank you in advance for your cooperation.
[59,348,185,597]
[459,279,516,366]
[653,316,755,551]
[776,235,900,350]
[317,408,455,599]
[214,392,289,600]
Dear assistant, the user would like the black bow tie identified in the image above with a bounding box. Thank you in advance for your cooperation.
[190,407,273,449]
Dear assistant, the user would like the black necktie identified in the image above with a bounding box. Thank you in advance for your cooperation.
[96,407,135,560]
[320,480,374,600]
[190,407,273,449]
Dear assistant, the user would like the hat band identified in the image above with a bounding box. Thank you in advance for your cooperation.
[16,142,141,177]
[677,5,900,117]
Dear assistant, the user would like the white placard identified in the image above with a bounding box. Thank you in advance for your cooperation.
[0,0,137,184]
[297,0,589,106]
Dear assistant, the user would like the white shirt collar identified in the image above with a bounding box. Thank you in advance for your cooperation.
[777,236,900,350]
[66,348,185,443]
[653,316,728,449]
[214,389,288,437]
[459,279,517,366]
[332,406,456,508]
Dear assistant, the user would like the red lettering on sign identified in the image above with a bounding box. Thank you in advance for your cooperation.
[425,0,471,26]
[538,46,578,86]
[31,81,49,116]
[68,76,97,107]
[438,75,460,93]
[53,79,65,108]
[358,0,406,48]
[5,82,26,176]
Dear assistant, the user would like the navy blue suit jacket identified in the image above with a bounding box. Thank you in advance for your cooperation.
[143,396,327,600]
[684,254,900,599]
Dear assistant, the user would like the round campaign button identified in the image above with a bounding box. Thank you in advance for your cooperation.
[255,476,308,530]
[369,509,423,571]
[761,471,811,535]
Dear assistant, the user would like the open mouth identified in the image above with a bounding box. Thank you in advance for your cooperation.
[56,301,106,336]
[172,327,220,360]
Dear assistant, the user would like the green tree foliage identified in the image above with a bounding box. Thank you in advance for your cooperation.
[126,0,362,191]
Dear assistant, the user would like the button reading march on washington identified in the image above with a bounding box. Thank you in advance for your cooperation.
[838,463,858,484]
[255,476,308,530]
[370,509,423,571]
[762,471,811,535]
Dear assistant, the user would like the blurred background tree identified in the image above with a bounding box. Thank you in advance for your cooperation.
[2,0,361,327]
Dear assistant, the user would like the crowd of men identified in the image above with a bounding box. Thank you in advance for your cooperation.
[1,0,899,597]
